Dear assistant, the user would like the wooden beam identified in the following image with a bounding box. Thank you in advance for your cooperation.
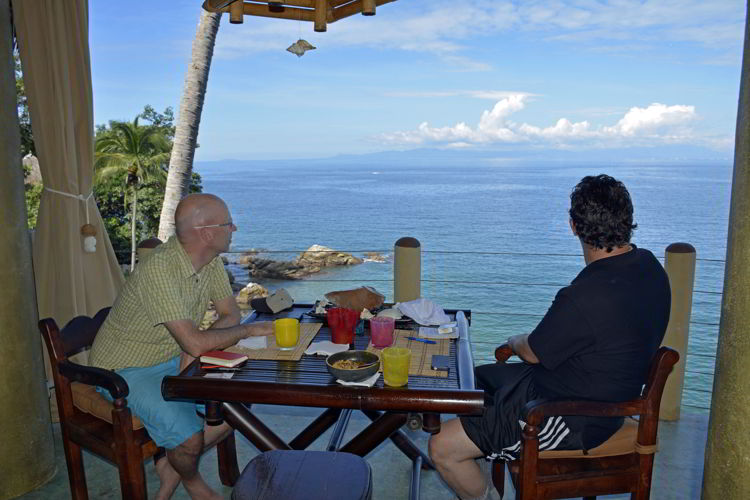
[314,0,327,32]
[332,0,394,22]
[243,2,316,22]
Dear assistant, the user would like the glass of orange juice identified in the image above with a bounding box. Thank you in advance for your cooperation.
[274,318,300,350]
[382,347,411,387]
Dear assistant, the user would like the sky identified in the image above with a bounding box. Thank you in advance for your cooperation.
[89,1,746,162]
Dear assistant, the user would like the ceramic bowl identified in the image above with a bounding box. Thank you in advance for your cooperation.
[325,350,380,382]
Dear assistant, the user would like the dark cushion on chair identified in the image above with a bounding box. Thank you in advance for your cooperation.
[232,450,372,500]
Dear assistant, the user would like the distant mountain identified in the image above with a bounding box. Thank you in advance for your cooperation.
[197,145,731,169]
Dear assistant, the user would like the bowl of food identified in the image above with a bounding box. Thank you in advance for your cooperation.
[325,350,380,382]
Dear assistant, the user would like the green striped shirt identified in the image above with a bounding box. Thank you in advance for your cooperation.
[90,236,233,371]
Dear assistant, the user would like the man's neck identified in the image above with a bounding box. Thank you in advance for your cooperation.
[179,238,216,273]
[581,242,632,266]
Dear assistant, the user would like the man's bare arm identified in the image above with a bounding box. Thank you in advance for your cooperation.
[508,333,540,364]
[166,318,273,357]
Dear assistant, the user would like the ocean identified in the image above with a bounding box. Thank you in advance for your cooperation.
[196,159,733,411]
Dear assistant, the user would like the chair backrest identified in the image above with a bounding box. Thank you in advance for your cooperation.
[39,307,111,366]
[636,346,680,446]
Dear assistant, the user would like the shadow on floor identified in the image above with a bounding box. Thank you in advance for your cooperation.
[14,407,707,499]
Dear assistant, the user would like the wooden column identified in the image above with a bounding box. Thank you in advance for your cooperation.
[0,1,56,497]
[702,2,750,498]
[394,237,421,303]
[660,242,696,421]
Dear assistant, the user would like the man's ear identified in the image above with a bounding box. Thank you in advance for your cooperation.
[569,219,577,236]
[197,228,214,244]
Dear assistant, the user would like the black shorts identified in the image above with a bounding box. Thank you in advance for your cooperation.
[460,362,584,461]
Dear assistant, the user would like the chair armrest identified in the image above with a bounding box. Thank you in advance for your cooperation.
[58,360,130,400]
[522,398,644,426]
[495,343,514,363]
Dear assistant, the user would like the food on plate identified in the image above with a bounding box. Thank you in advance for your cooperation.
[325,286,385,311]
[332,359,370,370]
[314,299,329,314]
[360,308,374,320]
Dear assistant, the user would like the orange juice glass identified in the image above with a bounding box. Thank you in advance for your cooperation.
[382,347,411,387]
[274,318,300,350]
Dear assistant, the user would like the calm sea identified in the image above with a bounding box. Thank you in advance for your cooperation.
[196,160,733,411]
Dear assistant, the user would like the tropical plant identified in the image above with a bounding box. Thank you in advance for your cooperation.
[158,9,222,241]
[94,118,170,271]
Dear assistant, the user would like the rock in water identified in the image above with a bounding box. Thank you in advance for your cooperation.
[236,282,270,305]
[297,245,363,267]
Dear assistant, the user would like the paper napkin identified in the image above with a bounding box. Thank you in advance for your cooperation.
[304,340,350,356]
[336,372,381,387]
[237,336,267,349]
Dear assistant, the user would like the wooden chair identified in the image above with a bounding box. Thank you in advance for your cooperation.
[491,344,679,500]
[40,307,240,500]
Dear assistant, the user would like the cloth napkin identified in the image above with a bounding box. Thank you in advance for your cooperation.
[304,340,350,356]
[336,372,381,387]
[237,336,267,349]
[396,298,451,326]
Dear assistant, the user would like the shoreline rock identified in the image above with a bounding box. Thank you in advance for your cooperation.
[242,244,363,281]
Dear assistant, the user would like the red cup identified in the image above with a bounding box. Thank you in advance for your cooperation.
[370,316,395,348]
[327,307,360,344]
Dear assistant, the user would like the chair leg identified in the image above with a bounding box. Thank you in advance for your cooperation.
[491,461,505,498]
[61,434,89,500]
[218,430,240,486]
[112,411,148,500]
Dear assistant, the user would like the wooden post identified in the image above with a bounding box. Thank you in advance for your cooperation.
[660,242,696,421]
[394,237,420,303]
[229,0,244,24]
[363,0,376,15]
[702,2,750,498]
[314,0,327,32]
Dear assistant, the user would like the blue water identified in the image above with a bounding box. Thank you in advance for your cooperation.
[196,160,733,411]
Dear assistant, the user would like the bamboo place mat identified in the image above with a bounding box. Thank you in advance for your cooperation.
[367,329,451,378]
[227,323,322,361]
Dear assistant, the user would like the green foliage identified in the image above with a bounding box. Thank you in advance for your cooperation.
[15,50,34,158]
[97,172,203,260]
[24,183,43,229]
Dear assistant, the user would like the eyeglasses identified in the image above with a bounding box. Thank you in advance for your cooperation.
[194,221,235,229]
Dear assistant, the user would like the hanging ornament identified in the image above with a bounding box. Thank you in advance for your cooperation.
[81,224,97,253]
[286,39,316,57]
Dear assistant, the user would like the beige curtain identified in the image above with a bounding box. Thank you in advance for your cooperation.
[13,0,124,327]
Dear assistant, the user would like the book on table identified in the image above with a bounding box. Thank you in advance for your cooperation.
[199,350,248,367]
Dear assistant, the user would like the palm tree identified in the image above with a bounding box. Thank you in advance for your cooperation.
[95,118,170,271]
[157,9,222,241]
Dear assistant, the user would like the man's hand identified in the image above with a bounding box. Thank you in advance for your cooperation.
[508,334,540,364]
[245,321,274,337]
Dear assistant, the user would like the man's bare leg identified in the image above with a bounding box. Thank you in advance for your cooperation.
[428,418,487,499]
[154,455,182,500]
[167,431,222,500]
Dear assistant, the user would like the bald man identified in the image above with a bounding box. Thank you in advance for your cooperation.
[91,193,272,500]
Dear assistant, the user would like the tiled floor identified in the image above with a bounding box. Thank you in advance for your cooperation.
[12,407,708,499]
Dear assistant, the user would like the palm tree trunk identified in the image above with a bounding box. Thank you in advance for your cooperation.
[130,187,138,272]
[157,9,221,242]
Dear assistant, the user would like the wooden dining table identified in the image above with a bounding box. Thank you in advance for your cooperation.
[161,304,485,499]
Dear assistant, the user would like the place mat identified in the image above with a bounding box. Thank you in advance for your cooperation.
[227,323,322,361]
[367,329,451,378]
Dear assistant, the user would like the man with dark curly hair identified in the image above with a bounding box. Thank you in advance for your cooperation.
[429,174,671,500]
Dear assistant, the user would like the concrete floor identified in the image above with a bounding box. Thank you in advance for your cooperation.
[13,407,708,499]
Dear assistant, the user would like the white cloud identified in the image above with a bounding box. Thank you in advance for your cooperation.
[379,95,705,149]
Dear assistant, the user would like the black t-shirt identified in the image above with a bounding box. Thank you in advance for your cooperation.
[527,245,670,448]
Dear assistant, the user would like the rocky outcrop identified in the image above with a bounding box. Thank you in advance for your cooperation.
[363,251,387,263]
[236,282,269,305]
[297,245,363,267]
[243,245,362,280]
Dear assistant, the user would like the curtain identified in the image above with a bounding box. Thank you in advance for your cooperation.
[13,0,124,328]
